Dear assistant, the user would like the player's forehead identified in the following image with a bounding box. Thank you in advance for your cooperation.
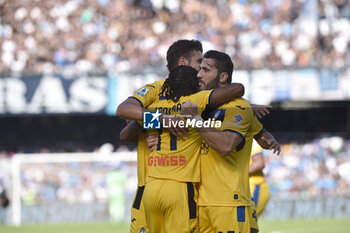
[200,58,216,69]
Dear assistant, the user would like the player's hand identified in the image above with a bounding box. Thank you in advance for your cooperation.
[251,104,272,118]
[181,101,198,119]
[261,136,281,155]
[162,114,188,138]
[146,133,158,151]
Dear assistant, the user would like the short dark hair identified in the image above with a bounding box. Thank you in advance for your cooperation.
[166,39,203,71]
[160,66,199,102]
[203,50,234,84]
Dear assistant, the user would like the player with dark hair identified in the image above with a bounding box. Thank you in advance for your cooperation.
[159,65,200,102]
[198,50,234,89]
[147,50,280,233]
[117,40,244,233]
[141,65,246,233]
[120,39,203,233]
[117,39,215,124]
[166,39,203,72]
[189,50,279,233]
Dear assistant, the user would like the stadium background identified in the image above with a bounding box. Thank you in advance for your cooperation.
[0,0,350,232]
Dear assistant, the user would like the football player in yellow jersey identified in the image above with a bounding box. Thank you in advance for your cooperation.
[249,141,270,216]
[118,40,244,233]
[131,65,245,233]
[146,52,280,233]
[118,39,208,233]
[117,40,244,233]
[178,50,281,233]
[117,39,204,125]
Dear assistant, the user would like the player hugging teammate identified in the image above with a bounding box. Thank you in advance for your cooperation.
[116,40,281,233]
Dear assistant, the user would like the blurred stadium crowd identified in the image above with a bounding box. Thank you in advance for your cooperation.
[0,149,137,206]
[265,137,350,198]
[1,0,350,75]
[0,136,349,205]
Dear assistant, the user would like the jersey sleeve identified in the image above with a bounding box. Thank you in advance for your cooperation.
[251,117,264,136]
[190,90,214,115]
[130,80,165,108]
[220,105,254,138]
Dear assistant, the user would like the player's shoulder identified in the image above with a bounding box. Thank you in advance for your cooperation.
[195,90,212,96]
[142,79,165,90]
[152,79,165,88]
[222,98,252,109]
[186,90,212,100]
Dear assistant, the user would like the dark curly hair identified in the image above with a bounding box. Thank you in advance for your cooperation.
[160,66,199,102]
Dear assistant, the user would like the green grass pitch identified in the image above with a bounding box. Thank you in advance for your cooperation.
[0,219,349,233]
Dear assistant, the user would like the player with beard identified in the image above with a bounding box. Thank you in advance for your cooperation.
[117,40,245,233]
[147,50,280,233]
[132,65,247,233]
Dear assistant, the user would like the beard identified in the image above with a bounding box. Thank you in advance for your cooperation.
[201,74,221,90]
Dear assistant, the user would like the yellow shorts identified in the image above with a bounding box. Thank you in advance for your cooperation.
[143,179,198,233]
[130,186,148,233]
[250,182,270,215]
[198,205,259,233]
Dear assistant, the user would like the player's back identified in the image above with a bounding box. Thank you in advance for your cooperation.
[146,90,213,183]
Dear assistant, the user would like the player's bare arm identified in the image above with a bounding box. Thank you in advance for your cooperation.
[254,130,281,155]
[197,128,241,156]
[249,153,265,175]
[181,101,242,156]
[120,120,142,143]
[210,83,244,105]
[116,98,149,121]
[117,98,189,137]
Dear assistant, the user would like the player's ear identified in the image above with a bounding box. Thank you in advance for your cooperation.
[178,56,188,66]
[219,72,228,84]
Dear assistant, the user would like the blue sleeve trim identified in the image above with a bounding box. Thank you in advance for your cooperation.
[128,97,144,108]
[237,206,246,222]
[223,129,243,139]
[208,90,215,105]
[254,128,265,137]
